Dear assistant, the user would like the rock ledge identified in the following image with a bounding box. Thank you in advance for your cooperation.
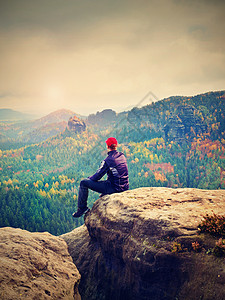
[62,187,225,300]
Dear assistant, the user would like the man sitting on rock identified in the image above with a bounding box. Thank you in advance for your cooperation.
[72,137,129,218]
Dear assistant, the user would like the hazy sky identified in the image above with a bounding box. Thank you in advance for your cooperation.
[0,0,225,116]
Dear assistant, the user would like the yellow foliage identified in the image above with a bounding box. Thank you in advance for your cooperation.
[154,172,167,182]
[54,181,59,188]
[50,187,57,195]
[154,154,159,163]
[39,190,47,197]
[7,179,13,185]
[33,181,38,188]
[59,189,67,197]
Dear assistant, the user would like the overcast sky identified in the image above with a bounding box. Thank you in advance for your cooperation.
[0,0,224,116]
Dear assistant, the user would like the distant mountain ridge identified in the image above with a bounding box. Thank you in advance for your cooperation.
[31,109,77,128]
[0,109,83,148]
[0,109,34,121]
[1,90,225,149]
[20,109,82,144]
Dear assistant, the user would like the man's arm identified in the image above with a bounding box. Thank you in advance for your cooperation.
[89,160,108,181]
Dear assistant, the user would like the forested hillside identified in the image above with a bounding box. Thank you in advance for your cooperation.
[0,90,225,235]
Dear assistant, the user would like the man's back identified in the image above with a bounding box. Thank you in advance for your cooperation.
[105,150,129,192]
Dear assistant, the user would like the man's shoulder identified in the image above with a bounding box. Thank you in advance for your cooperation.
[114,150,124,155]
[112,151,125,158]
[106,151,126,161]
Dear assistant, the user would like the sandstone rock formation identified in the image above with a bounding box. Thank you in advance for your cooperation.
[164,105,208,141]
[177,105,207,135]
[164,116,185,142]
[62,187,225,300]
[68,116,86,133]
[0,227,81,300]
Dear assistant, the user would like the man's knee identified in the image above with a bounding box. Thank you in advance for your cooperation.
[80,178,90,188]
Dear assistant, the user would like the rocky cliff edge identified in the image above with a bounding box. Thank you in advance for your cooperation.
[0,188,224,300]
[62,187,225,300]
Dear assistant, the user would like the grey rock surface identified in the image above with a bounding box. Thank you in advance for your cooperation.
[0,227,81,300]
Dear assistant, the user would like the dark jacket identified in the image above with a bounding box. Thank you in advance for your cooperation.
[89,150,129,192]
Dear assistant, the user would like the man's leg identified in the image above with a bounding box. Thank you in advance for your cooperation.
[77,179,89,210]
[73,178,116,217]
[78,178,116,208]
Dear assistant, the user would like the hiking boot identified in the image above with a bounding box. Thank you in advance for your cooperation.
[72,207,90,218]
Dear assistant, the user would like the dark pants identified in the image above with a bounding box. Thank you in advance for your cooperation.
[78,178,117,209]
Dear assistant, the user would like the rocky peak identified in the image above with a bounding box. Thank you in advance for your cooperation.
[62,187,225,300]
[68,115,86,133]
[177,104,207,134]
[164,104,208,141]
[164,115,185,142]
